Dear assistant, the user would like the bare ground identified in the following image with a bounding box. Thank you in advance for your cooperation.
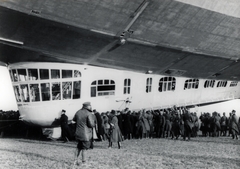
[0,136,239,169]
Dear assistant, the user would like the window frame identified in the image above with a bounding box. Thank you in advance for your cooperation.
[217,81,228,87]
[230,81,238,87]
[146,78,152,93]
[204,80,215,88]
[124,78,131,94]
[158,77,176,92]
[184,79,199,90]
[91,79,115,97]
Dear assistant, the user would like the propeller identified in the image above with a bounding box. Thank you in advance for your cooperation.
[116,97,132,103]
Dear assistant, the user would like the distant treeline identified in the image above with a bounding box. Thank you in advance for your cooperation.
[0,110,43,139]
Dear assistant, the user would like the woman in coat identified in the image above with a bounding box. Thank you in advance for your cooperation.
[108,110,123,149]
[136,110,146,139]
[142,110,150,138]
[101,113,110,140]
[230,110,239,140]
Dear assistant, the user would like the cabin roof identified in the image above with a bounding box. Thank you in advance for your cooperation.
[0,0,240,81]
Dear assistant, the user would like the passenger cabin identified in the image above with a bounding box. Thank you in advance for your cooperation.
[8,62,240,127]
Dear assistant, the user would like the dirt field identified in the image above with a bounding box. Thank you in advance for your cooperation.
[0,137,239,169]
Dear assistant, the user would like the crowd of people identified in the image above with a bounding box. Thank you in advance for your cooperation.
[0,110,34,138]
[87,107,240,142]
[199,110,239,139]
[1,104,239,166]
[69,102,239,166]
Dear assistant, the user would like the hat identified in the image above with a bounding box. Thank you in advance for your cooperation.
[62,109,66,113]
[110,110,116,115]
[83,102,91,106]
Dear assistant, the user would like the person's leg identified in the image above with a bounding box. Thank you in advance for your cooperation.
[99,135,103,141]
[232,130,236,139]
[108,141,112,148]
[74,148,81,165]
[161,128,165,138]
[183,126,187,140]
[187,126,191,140]
[118,142,121,149]
[187,131,191,140]
[223,126,227,136]
[82,149,86,163]
[90,138,93,149]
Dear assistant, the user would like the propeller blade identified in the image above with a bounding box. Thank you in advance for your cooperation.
[116,99,125,102]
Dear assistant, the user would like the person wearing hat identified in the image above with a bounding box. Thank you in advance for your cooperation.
[227,112,232,136]
[108,110,123,149]
[155,110,166,138]
[72,102,95,166]
[182,107,194,141]
[60,109,71,143]
[93,109,104,141]
[230,110,239,140]
[220,112,227,136]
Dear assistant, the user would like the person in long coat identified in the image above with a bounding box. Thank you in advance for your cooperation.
[131,111,138,139]
[159,110,166,138]
[90,112,98,149]
[72,102,95,165]
[147,110,154,138]
[60,109,72,142]
[171,112,181,139]
[199,113,208,136]
[182,107,193,141]
[192,112,199,137]
[212,112,221,137]
[101,113,110,140]
[122,110,133,140]
[230,110,239,140]
[220,112,227,136]
[108,110,123,149]
[164,109,172,138]
[227,113,232,136]
[142,110,150,138]
[117,110,123,135]
[93,110,104,141]
[136,110,146,139]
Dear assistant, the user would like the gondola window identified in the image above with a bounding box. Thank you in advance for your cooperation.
[91,79,115,97]
[159,77,176,92]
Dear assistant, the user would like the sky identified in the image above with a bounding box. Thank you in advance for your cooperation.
[0,66,239,116]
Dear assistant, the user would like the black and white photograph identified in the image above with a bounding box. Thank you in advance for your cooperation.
[0,0,240,168]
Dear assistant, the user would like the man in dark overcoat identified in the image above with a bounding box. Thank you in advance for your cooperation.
[230,110,239,140]
[171,111,181,139]
[220,112,227,136]
[72,102,95,165]
[182,107,193,141]
[164,109,172,138]
[60,109,71,142]
[93,109,104,141]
